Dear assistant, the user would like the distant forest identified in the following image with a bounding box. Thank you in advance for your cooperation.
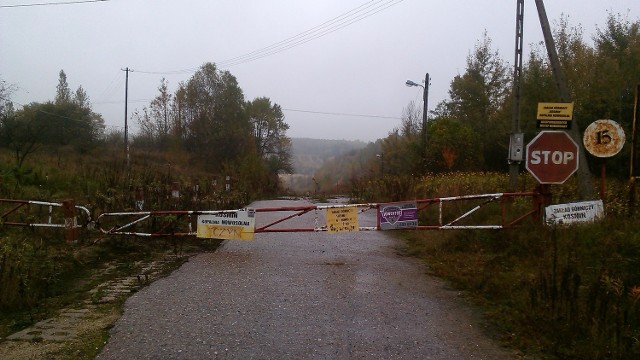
[290,138,366,175]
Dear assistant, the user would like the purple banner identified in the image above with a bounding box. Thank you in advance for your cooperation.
[379,202,418,230]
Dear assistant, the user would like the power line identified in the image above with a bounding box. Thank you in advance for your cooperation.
[96,71,124,102]
[93,100,399,120]
[133,0,404,75]
[0,0,109,8]
[11,97,398,121]
[10,100,100,126]
[94,99,150,105]
[282,108,400,120]
[218,0,404,68]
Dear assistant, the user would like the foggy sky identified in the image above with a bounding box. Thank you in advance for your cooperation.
[1,0,638,142]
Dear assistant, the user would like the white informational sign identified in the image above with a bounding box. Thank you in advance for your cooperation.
[545,200,604,226]
[197,209,256,240]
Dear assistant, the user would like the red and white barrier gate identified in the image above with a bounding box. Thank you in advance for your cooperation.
[0,198,92,241]
[90,191,540,237]
[0,191,543,238]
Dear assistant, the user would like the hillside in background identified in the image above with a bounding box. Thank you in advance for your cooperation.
[291,138,367,175]
[282,138,368,193]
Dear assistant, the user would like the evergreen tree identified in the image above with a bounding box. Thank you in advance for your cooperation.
[55,70,72,105]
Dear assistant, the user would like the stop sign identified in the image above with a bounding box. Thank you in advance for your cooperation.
[526,131,579,184]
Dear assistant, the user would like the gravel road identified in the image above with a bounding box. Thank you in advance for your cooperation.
[97,199,514,359]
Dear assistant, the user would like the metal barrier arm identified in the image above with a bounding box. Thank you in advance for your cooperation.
[255,205,316,232]
[2,191,541,237]
[412,192,538,230]
[255,204,379,233]
[442,195,500,228]
[0,198,91,229]
[96,210,240,236]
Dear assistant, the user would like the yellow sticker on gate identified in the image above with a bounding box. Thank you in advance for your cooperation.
[326,206,359,233]
[197,224,254,240]
[197,209,255,240]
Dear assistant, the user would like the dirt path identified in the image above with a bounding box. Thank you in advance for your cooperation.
[97,199,515,359]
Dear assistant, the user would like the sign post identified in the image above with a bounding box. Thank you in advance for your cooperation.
[526,131,579,184]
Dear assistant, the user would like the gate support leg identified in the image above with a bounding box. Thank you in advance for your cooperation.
[63,199,78,243]
[532,185,552,224]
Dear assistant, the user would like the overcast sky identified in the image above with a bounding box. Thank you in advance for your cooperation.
[1,0,638,142]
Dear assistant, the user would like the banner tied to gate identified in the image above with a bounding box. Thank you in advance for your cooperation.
[545,200,604,226]
[197,209,256,240]
[326,206,359,233]
[379,202,418,230]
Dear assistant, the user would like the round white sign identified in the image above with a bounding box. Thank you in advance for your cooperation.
[583,119,625,158]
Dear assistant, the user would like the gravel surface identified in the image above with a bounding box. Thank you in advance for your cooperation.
[97,199,515,359]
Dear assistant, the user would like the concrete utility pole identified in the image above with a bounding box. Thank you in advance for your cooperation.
[122,67,130,169]
[534,0,594,199]
[422,72,429,170]
[509,0,525,191]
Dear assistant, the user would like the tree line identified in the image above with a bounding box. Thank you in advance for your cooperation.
[0,63,293,196]
[315,13,640,192]
[132,63,292,193]
[0,70,105,169]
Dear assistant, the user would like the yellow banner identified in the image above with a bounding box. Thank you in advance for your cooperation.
[196,210,255,240]
[326,206,359,233]
[536,102,574,120]
[196,224,254,240]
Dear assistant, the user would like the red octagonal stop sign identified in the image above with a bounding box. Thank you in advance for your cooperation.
[526,131,579,184]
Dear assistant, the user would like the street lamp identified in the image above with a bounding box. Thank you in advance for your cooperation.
[405,73,430,171]
[376,153,384,178]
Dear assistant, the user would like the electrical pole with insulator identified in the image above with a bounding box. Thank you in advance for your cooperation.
[422,73,430,171]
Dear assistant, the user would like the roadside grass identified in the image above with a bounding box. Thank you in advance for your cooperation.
[0,146,243,358]
[0,228,221,340]
[390,173,640,359]
[3,149,639,360]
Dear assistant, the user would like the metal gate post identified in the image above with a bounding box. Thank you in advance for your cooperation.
[135,186,145,210]
[532,185,552,223]
[62,199,78,243]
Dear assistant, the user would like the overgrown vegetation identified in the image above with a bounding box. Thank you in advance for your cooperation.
[0,139,255,303]
[355,171,639,360]
[0,59,295,355]
[312,16,640,358]
[0,9,638,360]
[313,12,640,191]
[0,225,220,339]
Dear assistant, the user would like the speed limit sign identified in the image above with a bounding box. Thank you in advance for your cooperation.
[583,119,625,158]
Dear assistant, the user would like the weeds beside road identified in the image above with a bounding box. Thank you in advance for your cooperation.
[398,218,640,359]
[2,171,639,359]
[0,234,221,359]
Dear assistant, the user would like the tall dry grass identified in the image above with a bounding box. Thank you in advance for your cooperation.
[390,172,640,359]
